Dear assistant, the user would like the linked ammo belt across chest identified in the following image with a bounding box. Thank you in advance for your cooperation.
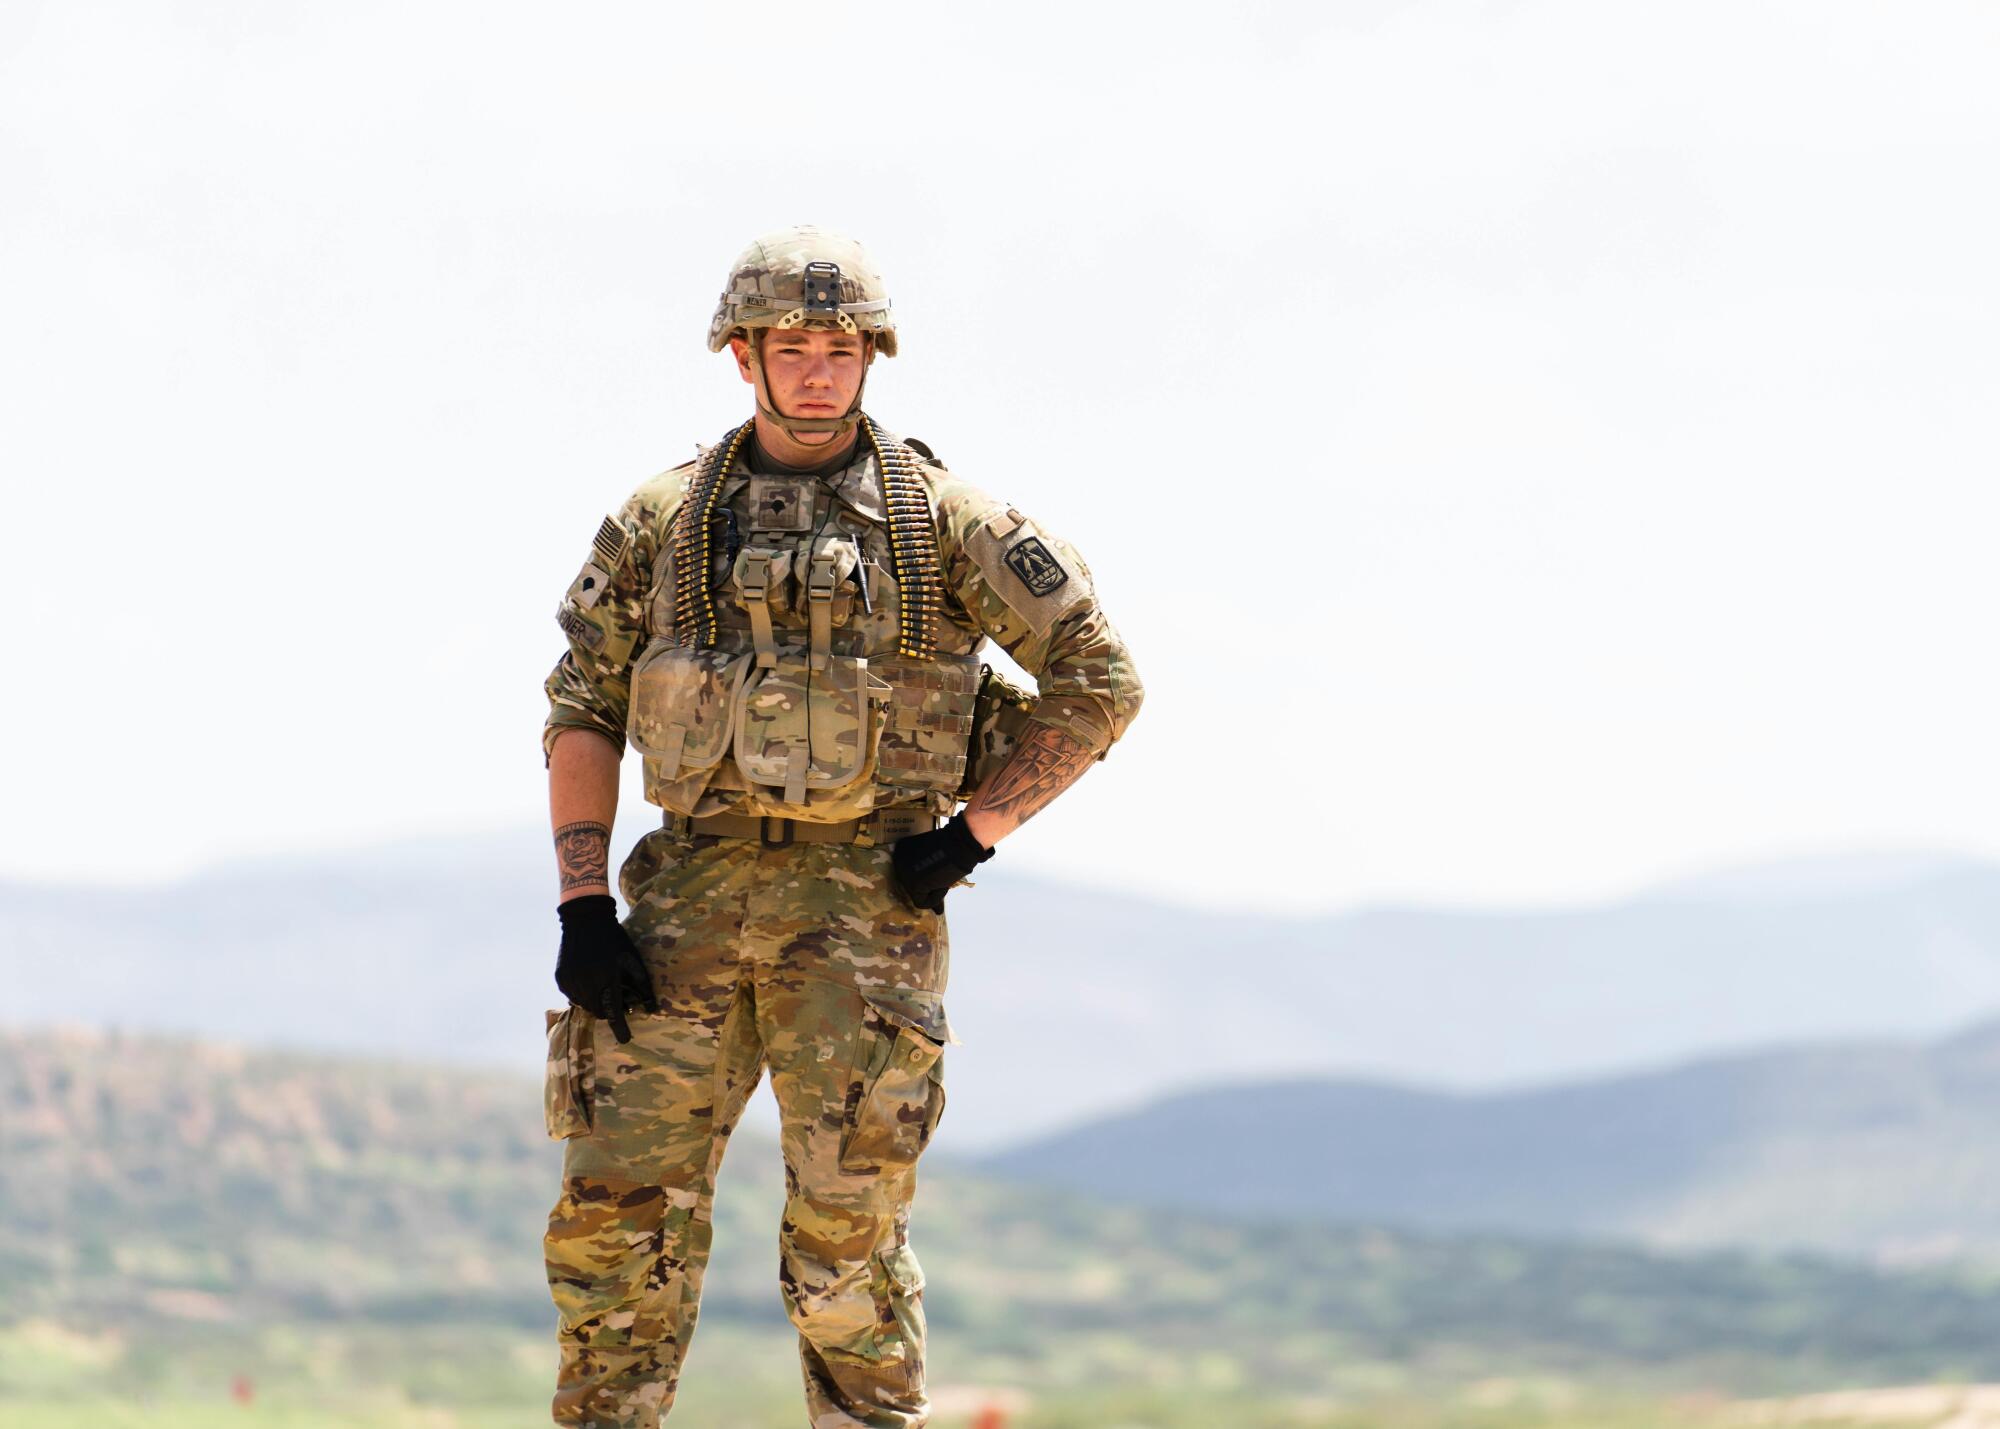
[665,807,936,847]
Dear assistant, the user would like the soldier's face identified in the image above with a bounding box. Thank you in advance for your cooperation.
[733,328,870,440]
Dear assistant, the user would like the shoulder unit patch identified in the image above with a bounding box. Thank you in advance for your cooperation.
[1003,536,1069,598]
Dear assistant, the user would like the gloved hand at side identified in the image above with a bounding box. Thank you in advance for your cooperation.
[890,813,994,915]
[555,895,659,1044]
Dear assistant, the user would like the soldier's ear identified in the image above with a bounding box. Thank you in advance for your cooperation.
[729,334,755,384]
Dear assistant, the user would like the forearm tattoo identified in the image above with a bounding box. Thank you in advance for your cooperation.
[555,821,611,892]
[972,725,1094,829]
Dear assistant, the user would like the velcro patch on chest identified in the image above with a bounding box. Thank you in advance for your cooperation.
[747,477,815,532]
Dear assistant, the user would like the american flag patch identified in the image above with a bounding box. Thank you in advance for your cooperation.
[591,516,629,571]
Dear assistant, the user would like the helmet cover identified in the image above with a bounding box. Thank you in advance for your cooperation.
[706,225,897,357]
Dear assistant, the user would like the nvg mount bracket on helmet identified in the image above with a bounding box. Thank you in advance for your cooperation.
[802,262,845,316]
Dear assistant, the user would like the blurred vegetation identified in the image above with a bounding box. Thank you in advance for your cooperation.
[0,1028,1984,1426]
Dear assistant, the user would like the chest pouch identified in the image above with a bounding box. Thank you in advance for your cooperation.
[794,534,863,668]
[733,651,892,814]
[627,640,753,814]
[731,546,795,667]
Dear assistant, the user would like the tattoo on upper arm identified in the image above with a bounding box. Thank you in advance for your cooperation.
[972,725,1093,828]
[555,820,611,892]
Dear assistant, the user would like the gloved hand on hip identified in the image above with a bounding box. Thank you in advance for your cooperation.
[890,812,994,915]
[555,895,659,1044]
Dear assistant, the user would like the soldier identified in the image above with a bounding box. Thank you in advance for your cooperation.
[539,226,1143,1428]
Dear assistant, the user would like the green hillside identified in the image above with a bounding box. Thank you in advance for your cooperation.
[4,1026,1996,1428]
[979,1019,2000,1260]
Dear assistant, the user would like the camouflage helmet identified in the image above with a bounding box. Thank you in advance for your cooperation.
[706,225,898,357]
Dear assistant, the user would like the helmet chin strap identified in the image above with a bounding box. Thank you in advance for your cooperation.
[745,329,871,442]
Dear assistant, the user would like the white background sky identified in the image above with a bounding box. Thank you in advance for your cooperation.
[3,1,1997,914]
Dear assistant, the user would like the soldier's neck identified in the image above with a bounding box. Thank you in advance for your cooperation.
[747,418,859,477]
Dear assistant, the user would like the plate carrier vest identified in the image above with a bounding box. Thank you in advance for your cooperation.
[625,417,983,823]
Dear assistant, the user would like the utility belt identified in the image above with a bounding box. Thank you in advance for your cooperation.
[664,805,937,848]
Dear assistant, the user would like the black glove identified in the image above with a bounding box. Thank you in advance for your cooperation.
[890,813,994,915]
[554,895,659,1044]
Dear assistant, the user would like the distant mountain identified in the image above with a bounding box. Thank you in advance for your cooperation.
[977,1018,2000,1262]
[11,831,2000,1145]
[15,1026,2000,1409]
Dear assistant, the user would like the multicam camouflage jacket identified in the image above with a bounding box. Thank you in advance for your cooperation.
[543,423,1142,822]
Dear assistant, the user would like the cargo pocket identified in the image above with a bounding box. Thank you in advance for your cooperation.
[543,1007,594,1140]
[733,652,889,815]
[839,991,952,1173]
[628,640,752,814]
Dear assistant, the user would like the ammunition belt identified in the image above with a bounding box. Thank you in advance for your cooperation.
[669,420,754,647]
[861,415,941,659]
[668,415,941,658]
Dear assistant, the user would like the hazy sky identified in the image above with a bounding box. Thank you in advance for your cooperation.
[4,1,1997,913]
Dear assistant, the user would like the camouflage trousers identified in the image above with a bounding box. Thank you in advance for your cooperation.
[542,826,953,1429]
